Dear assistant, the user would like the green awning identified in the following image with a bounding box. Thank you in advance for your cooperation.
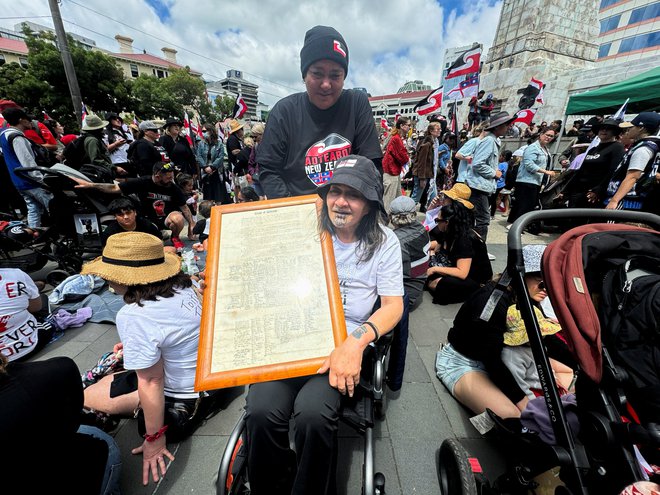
[565,67,660,116]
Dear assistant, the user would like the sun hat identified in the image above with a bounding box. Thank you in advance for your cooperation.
[512,146,526,157]
[317,154,385,214]
[250,123,265,136]
[81,115,108,131]
[443,183,474,209]
[619,111,660,130]
[81,232,181,286]
[106,112,123,122]
[592,118,624,134]
[389,195,416,215]
[163,117,183,129]
[484,111,516,130]
[139,120,159,132]
[229,119,244,134]
[300,25,349,78]
[523,244,546,273]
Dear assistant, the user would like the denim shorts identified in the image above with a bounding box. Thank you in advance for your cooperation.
[435,343,488,395]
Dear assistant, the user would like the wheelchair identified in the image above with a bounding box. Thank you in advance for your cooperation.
[216,332,394,495]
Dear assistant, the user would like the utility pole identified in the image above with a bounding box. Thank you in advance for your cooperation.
[48,0,82,125]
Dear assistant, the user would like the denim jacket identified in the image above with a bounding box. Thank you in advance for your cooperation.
[195,140,225,171]
[465,133,499,194]
[517,140,549,186]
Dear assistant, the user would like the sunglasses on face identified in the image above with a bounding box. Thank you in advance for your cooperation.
[537,281,546,290]
[435,217,448,224]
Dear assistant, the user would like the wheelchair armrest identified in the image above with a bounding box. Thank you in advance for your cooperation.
[372,332,393,360]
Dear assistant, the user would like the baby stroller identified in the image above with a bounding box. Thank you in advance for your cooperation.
[437,209,660,495]
[1,164,115,282]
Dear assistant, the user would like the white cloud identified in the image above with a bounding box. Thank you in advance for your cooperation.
[4,0,503,106]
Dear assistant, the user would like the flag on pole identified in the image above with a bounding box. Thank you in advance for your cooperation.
[413,86,443,116]
[529,77,545,105]
[42,111,52,121]
[233,95,247,119]
[133,115,139,127]
[81,102,88,125]
[450,102,458,133]
[445,75,479,101]
[217,122,226,142]
[196,117,204,139]
[612,98,629,121]
[183,111,194,146]
[380,117,390,130]
[514,108,537,126]
[446,45,481,79]
[394,112,401,123]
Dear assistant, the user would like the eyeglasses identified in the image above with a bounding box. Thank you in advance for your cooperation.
[537,281,546,290]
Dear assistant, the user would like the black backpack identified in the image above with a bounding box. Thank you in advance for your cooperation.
[6,132,53,169]
[62,135,91,170]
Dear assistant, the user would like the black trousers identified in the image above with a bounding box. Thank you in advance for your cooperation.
[508,182,540,225]
[245,374,341,495]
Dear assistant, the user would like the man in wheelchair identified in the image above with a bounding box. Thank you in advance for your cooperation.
[243,155,404,495]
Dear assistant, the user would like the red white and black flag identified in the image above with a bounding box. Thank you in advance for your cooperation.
[514,108,537,126]
[413,86,443,116]
[446,45,481,79]
[233,95,247,119]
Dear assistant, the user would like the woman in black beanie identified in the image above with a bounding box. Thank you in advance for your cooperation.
[256,25,382,199]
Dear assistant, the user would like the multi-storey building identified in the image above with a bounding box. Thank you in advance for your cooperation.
[207,70,259,120]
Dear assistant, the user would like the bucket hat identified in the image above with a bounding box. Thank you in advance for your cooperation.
[163,117,183,128]
[443,183,474,209]
[523,244,546,273]
[485,111,516,130]
[229,119,244,134]
[81,232,181,286]
[592,118,624,134]
[317,155,385,215]
[82,115,109,131]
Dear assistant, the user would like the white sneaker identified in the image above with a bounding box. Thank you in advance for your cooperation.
[488,252,496,261]
[505,224,512,231]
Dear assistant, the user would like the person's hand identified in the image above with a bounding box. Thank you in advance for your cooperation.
[466,156,473,164]
[546,170,556,178]
[113,342,124,354]
[204,166,213,175]
[605,199,619,210]
[188,233,199,241]
[495,169,503,179]
[72,177,93,188]
[445,167,452,176]
[132,436,175,486]
[586,191,599,203]
[115,166,128,176]
[317,336,364,397]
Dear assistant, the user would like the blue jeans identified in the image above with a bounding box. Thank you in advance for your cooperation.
[77,425,122,495]
[410,177,428,204]
[19,187,53,227]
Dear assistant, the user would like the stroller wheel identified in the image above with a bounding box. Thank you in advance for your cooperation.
[46,269,71,287]
[438,439,479,495]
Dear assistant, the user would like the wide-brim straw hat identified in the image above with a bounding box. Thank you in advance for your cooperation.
[229,119,244,134]
[81,232,181,286]
[443,183,474,209]
[82,115,109,131]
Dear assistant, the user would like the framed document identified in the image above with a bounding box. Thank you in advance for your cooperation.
[195,195,347,390]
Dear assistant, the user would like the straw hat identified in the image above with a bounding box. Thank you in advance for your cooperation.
[81,232,181,286]
[82,115,108,131]
[229,119,244,134]
[443,183,474,209]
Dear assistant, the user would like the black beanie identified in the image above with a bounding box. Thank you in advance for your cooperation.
[300,25,349,78]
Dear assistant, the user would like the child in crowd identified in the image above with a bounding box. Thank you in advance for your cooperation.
[176,173,198,216]
[192,199,213,244]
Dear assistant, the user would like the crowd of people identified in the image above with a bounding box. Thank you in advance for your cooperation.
[1,22,659,495]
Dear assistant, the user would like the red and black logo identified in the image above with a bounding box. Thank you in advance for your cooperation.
[304,133,352,187]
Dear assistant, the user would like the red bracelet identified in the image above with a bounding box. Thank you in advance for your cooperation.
[143,425,168,442]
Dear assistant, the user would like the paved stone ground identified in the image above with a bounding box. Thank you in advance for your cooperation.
[27,213,557,495]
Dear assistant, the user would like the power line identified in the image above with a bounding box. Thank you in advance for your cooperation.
[64,0,298,96]
[0,16,54,20]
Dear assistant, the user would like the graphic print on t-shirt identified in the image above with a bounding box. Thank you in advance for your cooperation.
[146,192,172,217]
[304,133,352,187]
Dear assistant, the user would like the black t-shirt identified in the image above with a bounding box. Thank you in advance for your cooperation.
[449,231,493,284]
[256,89,382,198]
[101,216,163,246]
[571,141,625,194]
[227,134,244,174]
[158,135,196,175]
[128,139,165,177]
[118,177,187,222]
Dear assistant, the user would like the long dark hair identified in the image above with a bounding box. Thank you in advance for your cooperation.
[440,201,474,247]
[123,272,192,307]
[319,200,385,263]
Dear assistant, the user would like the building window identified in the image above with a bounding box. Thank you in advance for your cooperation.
[0,54,5,66]
[599,14,621,33]
[156,69,165,78]
[598,43,612,58]
[130,63,139,78]
[629,2,660,24]
[18,56,28,68]
[599,0,621,9]
[618,31,660,54]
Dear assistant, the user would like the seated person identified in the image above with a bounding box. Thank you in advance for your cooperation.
[101,197,162,246]
[245,155,404,495]
[388,195,430,310]
[237,186,259,203]
[176,173,198,217]
[426,185,492,305]
[435,245,573,419]
[192,199,213,243]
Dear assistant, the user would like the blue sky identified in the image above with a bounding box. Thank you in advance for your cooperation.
[5,0,504,105]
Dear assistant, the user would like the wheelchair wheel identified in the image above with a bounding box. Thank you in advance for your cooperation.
[225,436,249,495]
[438,439,479,495]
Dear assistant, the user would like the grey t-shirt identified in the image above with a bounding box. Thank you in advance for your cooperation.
[257,89,382,199]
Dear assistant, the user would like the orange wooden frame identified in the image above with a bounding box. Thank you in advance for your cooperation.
[195,195,347,390]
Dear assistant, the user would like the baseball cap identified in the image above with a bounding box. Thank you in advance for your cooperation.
[139,120,159,132]
[619,112,660,130]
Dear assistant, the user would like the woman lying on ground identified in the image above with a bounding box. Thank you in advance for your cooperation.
[435,245,574,419]
[426,183,493,305]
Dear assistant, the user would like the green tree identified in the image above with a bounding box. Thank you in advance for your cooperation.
[214,95,237,120]
[131,75,182,120]
[0,62,49,115]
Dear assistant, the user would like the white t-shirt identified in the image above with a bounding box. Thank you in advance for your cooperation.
[628,146,654,172]
[118,287,202,399]
[333,226,404,334]
[0,268,40,361]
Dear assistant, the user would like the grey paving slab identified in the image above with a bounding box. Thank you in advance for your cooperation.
[32,339,89,361]
[337,436,402,495]
[401,338,432,384]
[61,322,113,343]
[391,436,442,495]
[193,386,247,437]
